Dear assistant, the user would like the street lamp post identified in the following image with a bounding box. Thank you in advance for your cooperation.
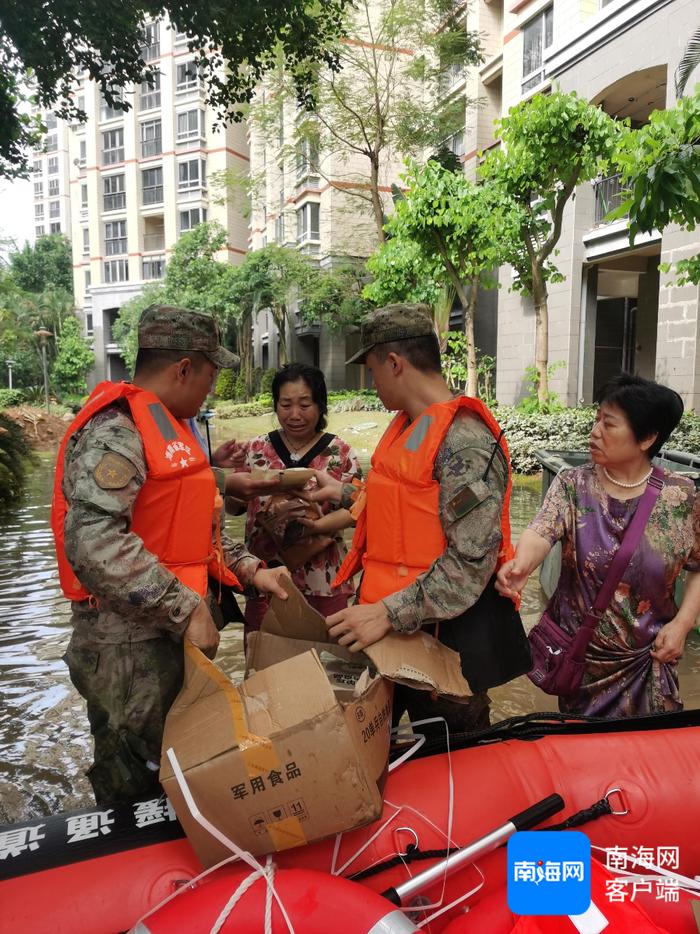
[34,327,53,414]
[5,359,14,390]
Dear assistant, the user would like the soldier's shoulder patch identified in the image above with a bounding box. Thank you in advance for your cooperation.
[446,479,491,521]
[94,452,137,489]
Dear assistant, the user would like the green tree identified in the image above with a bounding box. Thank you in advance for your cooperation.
[480,91,620,403]
[52,315,95,397]
[249,0,483,242]
[613,90,700,285]
[367,160,522,395]
[1,0,351,178]
[302,264,371,331]
[9,235,73,295]
[364,236,444,308]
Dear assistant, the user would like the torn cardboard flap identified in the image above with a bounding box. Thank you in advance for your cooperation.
[364,630,472,700]
[263,577,471,699]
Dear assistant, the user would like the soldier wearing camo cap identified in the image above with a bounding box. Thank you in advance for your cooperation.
[52,304,289,805]
[307,303,518,737]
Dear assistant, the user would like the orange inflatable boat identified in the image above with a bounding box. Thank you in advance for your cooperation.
[2,711,699,933]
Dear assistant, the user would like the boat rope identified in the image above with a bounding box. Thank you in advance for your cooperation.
[347,843,460,882]
[542,796,613,832]
[210,869,261,934]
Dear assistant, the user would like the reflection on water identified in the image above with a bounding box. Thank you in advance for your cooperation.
[0,453,698,822]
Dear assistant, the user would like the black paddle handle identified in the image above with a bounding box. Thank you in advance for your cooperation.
[510,793,565,831]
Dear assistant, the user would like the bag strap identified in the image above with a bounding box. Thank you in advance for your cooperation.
[580,466,665,636]
[267,429,335,468]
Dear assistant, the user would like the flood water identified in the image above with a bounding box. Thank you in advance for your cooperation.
[1,448,699,823]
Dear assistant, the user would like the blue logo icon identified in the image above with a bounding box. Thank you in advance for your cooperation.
[507,831,591,916]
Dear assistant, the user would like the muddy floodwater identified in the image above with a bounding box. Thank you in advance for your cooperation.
[1,447,698,823]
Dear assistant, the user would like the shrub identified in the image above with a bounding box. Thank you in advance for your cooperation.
[0,414,32,509]
[260,369,276,394]
[214,400,274,419]
[329,391,386,413]
[0,388,26,409]
[498,406,595,474]
[216,369,237,402]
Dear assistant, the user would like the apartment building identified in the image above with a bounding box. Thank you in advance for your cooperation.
[31,17,250,385]
[464,0,700,407]
[31,112,72,244]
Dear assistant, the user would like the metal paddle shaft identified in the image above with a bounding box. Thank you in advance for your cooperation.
[381,793,565,906]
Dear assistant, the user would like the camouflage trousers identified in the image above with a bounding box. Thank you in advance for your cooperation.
[63,635,184,806]
[392,684,491,741]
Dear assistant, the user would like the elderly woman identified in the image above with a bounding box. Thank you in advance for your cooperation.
[224,363,362,642]
[497,373,700,718]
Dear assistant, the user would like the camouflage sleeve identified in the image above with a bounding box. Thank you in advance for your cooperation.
[382,411,507,633]
[214,466,264,585]
[63,409,200,636]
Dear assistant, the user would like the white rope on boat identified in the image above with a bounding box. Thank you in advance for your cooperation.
[210,869,262,934]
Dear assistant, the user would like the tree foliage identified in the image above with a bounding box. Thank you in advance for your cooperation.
[9,234,73,295]
[613,89,700,285]
[480,91,620,402]
[366,160,522,394]
[302,264,371,331]
[1,0,352,177]
[250,0,483,242]
[52,315,95,397]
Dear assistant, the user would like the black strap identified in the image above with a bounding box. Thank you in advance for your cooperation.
[347,844,459,882]
[541,796,613,831]
[268,430,336,468]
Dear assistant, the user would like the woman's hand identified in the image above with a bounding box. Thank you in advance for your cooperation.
[495,557,531,599]
[212,439,248,468]
[297,508,354,536]
[224,472,281,502]
[651,618,691,664]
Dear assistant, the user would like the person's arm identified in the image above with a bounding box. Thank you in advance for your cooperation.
[652,570,700,663]
[63,415,202,637]
[495,530,553,600]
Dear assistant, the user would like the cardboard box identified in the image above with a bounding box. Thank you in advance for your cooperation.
[161,580,471,868]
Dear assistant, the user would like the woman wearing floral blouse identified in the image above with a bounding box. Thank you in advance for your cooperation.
[228,363,361,642]
[497,374,700,718]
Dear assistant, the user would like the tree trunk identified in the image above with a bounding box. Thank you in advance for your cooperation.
[238,313,253,399]
[531,264,549,404]
[369,155,386,244]
[453,277,478,398]
[274,305,288,366]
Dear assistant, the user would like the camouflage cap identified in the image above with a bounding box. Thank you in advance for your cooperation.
[137,304,240,370]
[346,303,436,365]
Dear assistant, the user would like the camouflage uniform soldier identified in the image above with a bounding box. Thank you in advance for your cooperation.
[307,304,512,736]
[54,305,289,804]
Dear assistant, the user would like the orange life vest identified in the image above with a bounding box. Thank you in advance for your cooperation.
[333,396,515,605]
[51,381,241,603]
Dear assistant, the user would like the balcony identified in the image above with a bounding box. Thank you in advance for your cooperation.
[593,173,626,226]
[143,232,165,252]
[293,309,320,338]
[141,137,162,159]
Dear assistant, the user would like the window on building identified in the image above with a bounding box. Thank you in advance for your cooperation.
[82,227,90,255]
[85,308,93,333]
[296,202,320,243]
[179,207,206,233]
[103,175,125,212]
[178,157,207,191]
[49,200,60,218]
[78,139,87,167]
[100,93,125,122]
[139,72,161,111]
[32,159,42,175]
[140,21,160,60]
[140,119,162,158]
[44,133,58,153]
[174,29,189,45]
[77,95,85,115]
[176,60,201,92]
[48,156,59,174]
[296,139,320,182]
[35,204,44,220]
[142,167,163,205]
[81,183,88,210]
[143,256,166,279]
[35,225,45,238]
[50,222,61,233]
[446,128,465,158]
[176,109,204,142]
[104,259,129,283]
[34,181,43,198]
[105,219,127,255]
[45,112,57,131]
[522,6,553,93]
[102,128,124,165]
[48,178,59,197]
